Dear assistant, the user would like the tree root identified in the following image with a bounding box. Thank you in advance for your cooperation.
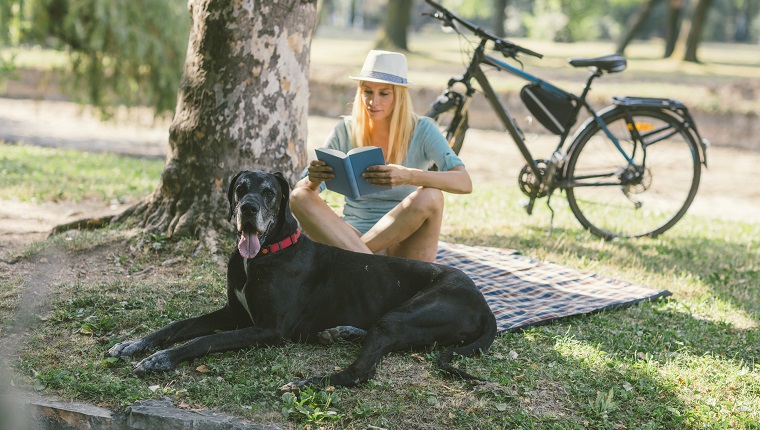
[48,203,142,237]
[48,200,227,265]
[49,214,116,235]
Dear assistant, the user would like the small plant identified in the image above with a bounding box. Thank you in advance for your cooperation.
[280,385,343,425]
[589,388,618,421]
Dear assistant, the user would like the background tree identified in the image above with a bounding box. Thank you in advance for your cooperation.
[10,0,191,117]
[682,0,714,61]
[1,0,317,242]
[120,0,317,243]
[376,0,413,50]
[616,0,715,62]
[493,0,509,37]
[615,0,663,54]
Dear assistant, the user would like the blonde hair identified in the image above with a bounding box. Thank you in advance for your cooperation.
[350,83,418,165]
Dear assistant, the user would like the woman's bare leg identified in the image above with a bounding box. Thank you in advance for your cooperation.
[362,188,443,262]
[289,187,371,254]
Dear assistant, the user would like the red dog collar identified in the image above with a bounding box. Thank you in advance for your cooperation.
[260,228,301,255]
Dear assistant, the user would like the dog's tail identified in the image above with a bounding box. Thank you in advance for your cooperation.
[436,312,497,381]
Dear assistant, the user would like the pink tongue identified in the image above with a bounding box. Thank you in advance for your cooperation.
[238,233,261,259]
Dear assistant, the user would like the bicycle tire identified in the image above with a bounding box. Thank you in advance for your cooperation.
[564,107,701,239]
[426,107,469,155]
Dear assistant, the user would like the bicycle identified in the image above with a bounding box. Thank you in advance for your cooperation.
[422,0,709,239]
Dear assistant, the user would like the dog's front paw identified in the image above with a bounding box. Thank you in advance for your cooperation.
[277,377,330,396]
[133,350,175,374]
[106,339,149,359]
[278,381,306,395]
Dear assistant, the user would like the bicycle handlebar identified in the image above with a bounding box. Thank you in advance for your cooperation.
[423,0,543,59]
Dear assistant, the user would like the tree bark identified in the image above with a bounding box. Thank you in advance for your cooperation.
[616,0,663,54]
[376,0,412,51]
[123,0,317,242]
[663,0,683,58]
[683,0,713,62]
[493,0,508,38]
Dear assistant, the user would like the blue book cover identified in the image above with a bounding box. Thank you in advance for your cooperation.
[315,146,390,198]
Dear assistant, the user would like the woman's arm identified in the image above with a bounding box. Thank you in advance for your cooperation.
[294,160,334,191]
[363,164,473,194]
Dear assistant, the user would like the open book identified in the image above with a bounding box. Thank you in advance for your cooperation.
[315,146,391,198]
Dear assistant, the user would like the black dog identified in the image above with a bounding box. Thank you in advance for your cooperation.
[107,170,496,389]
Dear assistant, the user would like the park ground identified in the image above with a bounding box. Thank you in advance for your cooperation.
[1,33,759,429]
[1,97,759,252]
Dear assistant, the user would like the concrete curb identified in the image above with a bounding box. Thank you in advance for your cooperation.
[2,393,281,430]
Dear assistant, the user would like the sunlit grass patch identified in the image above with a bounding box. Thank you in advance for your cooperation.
[0,141,162,203]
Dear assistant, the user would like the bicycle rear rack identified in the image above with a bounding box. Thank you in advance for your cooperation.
[613,96,709,167]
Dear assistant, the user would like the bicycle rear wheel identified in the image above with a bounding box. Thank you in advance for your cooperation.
[564,107,701,239]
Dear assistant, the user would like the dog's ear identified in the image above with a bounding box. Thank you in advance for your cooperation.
[272,172,292,219]
[227,171,246,222]
[272,172,291,203]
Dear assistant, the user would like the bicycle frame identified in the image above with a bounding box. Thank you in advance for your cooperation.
[443,38,639,183]
[425,0,707,238]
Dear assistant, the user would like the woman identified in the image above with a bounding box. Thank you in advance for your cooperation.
[290,50,472,263]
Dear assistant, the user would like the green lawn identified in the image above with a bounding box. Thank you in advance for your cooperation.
[2,142,758,429]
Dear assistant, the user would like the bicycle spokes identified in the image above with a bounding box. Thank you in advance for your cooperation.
[565,109,701,238]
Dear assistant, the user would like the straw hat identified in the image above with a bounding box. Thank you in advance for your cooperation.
[349,50,412,87]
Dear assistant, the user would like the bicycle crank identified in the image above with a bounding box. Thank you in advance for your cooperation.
[518,160,550,215]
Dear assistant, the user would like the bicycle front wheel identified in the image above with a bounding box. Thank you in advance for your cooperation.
[564,107,701,239]
[426,106,469,155]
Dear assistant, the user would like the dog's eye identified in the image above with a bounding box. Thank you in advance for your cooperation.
[235,185,248,198]
[262,189,276,200]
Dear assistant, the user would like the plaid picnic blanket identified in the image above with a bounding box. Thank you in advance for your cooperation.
[436,241,671,333]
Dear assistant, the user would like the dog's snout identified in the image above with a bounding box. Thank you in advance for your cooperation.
[240,201,258,215]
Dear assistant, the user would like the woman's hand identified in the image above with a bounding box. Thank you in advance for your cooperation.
[307,160,334,183]
[294,159,334,191]
[363,164,472,194]
[363,164,412,187]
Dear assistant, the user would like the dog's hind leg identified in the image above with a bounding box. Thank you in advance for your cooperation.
[285,302,469,390]
[317,326,368,344]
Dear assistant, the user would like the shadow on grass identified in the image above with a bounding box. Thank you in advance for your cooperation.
[444,227,760,325]
[483,300,758,429]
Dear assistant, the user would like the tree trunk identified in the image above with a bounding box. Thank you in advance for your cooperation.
[616,0,663,54]
[663,0,683,58]
[683,0,713,62]
[493,0,508,38]
[123,0,316,243]
[376,0,412,51]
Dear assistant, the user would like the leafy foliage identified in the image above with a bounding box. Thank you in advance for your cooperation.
[2,0,189,116]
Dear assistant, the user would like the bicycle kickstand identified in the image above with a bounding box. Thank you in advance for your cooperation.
[545,193,556,237]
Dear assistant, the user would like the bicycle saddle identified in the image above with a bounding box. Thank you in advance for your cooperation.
[567,54,627,73]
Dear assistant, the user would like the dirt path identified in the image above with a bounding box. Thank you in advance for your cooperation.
[1,96,759,254]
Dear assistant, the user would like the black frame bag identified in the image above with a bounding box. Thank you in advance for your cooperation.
[520,83,576,135]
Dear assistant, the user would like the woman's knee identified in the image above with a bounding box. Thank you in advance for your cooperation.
[289,186,318,216]
[410,187,444,215]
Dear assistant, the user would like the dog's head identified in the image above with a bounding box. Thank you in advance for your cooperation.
[227,170,293,259]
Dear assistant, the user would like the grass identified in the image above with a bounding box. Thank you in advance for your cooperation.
[2,144,758,429]
[0,142,163,203]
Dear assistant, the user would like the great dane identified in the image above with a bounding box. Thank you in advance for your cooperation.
[107,170,497,390]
